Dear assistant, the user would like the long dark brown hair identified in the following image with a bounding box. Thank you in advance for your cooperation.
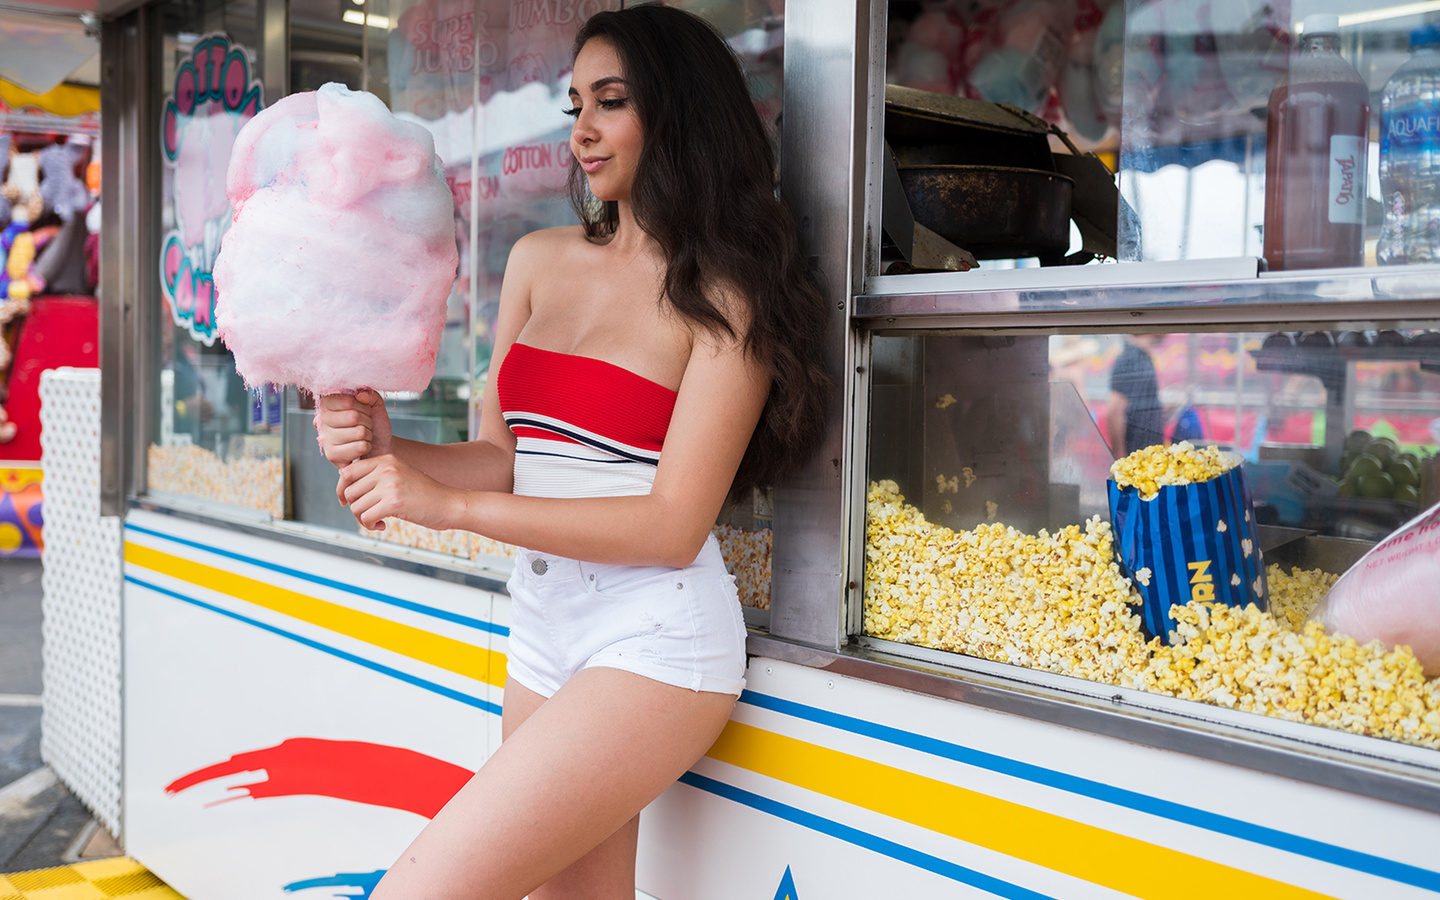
[569,4,831,499]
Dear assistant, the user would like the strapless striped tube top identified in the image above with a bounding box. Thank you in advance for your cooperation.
[496,342,678,499]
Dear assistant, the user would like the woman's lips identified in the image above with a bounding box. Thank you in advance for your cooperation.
[581,156,608,174]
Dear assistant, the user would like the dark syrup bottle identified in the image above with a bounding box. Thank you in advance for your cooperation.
[1263,13,1371,270]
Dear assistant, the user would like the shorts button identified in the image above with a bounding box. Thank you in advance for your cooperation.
[531,558,548,575]
[676,582,683,589]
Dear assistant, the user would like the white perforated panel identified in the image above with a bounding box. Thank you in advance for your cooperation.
[39,367,123,836]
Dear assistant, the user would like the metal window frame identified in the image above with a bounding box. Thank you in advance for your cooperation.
[99,5,162,515]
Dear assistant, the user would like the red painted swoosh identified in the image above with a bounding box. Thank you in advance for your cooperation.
[166,738,472,818]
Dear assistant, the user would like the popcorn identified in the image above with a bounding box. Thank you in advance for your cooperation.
[1136,602,1440,749]
[1267,564,1339,632]
[936,474,960,494]
[962,466,977,488]
[936,393,957,409]
[985,500,998,520]
[863,480,1152,685]
[148,444,283,518]
[366,517,517,563]
[1136,567,1152,587]
[1217,519,1228,533]
[865,481,1440,749]
[1110,442,1237,501]
[714,525,771,610]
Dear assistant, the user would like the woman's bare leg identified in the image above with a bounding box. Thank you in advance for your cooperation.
[370,667,737,900]
[500,678,640,900]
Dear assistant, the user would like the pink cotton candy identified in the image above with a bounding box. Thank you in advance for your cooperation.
[1308,500,1440,677]
[213,82,458,396]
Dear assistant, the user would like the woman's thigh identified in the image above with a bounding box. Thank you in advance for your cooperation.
[501,675,547,740]
[369,667,738,900]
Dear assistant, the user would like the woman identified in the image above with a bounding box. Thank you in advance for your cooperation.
[317,5,830,898]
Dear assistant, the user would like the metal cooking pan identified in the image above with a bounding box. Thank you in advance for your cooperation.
[896,164,1074,260]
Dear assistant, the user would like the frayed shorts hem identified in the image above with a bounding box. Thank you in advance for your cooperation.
[504,652,746,700]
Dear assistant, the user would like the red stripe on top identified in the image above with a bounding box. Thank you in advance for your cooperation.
[496,342,678,453]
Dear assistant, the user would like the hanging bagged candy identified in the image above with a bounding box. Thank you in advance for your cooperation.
[962,0,1076,113]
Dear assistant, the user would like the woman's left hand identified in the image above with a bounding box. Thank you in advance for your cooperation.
[337,454,465,533]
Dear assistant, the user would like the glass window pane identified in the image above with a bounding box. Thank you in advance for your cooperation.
[149,0,787,594]
[878,0,1440,275]
[151,0,283,518]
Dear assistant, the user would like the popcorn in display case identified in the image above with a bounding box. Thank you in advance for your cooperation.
[863,329,1440,749]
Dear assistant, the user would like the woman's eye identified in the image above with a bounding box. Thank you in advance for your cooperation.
[561,106,580,118]
[599,97,628,110]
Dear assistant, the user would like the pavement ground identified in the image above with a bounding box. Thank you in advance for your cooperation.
[0,557,182,897]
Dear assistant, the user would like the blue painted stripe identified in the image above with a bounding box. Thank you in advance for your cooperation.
[126,574,502,717]
[125,522,509,637]
[739,690,1440,893]
[679,772,1059,900]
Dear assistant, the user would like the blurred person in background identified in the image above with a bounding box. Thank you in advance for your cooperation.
[1106,333,1164,455]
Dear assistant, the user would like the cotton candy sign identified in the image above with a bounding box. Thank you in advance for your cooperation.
[213,82,458,395]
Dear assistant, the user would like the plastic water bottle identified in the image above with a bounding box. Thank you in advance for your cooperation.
[1263,14,1371,270]
[1377,25,1440,264]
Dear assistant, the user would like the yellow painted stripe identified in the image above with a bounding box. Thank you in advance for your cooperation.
[125,540,506,688]
[708,721,1335,900]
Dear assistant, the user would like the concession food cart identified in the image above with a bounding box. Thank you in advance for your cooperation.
[33,0,1440,895]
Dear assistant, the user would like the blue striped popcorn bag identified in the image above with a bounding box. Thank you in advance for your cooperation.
[1107,444,1270,643]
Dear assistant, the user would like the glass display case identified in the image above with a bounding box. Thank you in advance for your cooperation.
[861,325,1440,750]
[855,0,1440,778]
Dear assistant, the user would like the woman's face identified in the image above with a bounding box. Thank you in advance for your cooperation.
[567,38,643,203]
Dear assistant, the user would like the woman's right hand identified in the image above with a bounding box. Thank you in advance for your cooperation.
[316,389,393,468]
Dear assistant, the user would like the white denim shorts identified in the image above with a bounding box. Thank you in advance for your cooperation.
[504,534,747,698]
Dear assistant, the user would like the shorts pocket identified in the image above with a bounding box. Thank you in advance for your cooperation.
[591,564,679,600]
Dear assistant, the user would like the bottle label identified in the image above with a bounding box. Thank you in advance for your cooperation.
[1329,134,1366,224]
[1385,107,1440,150]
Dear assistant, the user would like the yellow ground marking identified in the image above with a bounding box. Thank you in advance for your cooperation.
[125,541,506,688]
[707,721,1336,900]
[0,858,185,899]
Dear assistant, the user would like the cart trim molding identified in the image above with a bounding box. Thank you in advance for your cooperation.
[125,539,507,691]
[124,573,501,716]
[726,690,1440,893]
[125,520,508,635]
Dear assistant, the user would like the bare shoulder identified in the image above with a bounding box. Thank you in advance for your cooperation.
[509,225,588,268]
[502,226,588,309]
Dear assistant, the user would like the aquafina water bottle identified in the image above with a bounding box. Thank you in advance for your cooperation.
[1378,25,1440,264]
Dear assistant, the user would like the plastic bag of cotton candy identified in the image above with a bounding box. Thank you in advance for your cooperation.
[213,83,458,396]
[1307,499,1440,677]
